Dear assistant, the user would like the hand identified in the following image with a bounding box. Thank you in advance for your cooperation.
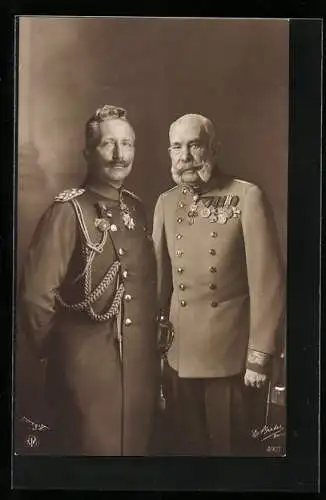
[244,368,267,389]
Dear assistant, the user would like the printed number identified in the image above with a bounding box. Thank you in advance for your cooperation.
[267,445,282,453]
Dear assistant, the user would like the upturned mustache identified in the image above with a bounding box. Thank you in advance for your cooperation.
[171,160,214,185]
[174,161,204,174]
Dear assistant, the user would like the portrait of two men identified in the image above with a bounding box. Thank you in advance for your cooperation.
[14,17,288,459]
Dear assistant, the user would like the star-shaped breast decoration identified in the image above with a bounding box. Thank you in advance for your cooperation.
[94,218,110,232]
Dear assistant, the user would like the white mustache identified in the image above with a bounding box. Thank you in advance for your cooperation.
[171,160,214,185]
[175,162,204,173]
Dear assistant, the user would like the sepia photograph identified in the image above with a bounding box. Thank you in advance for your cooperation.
[13,16,289,462]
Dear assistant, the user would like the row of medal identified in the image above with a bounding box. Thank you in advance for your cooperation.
[186,193,241,225]
[94,197,136,233]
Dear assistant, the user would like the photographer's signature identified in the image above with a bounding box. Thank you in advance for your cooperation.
[251,424,285,442]
[20,416,50,432]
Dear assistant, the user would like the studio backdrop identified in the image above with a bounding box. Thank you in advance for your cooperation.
[15,17,289,447]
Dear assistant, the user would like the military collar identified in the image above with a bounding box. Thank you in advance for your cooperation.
[86,182,121,202]
[179,170,228,197]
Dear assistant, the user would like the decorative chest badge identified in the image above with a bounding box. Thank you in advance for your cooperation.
[120,193,136,230]
[177,191,241,225]
[208,194,241,224]
[94,218,110,232]
[95,195,136,232]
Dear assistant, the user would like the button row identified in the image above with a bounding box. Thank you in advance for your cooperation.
[179,300,218,308]
[175,232,218,238]
[175,249,216,257]
[177,266,217,274]
[179,283,216,291]
[123,287,133,326]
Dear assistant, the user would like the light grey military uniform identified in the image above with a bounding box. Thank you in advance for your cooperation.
[153,171,285,377]
[152,171,285,455]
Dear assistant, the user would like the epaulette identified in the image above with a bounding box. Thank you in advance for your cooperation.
[54,188,85,202]
[122,188,142,203]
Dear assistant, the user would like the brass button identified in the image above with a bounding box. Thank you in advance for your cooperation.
[182,187,188,194]
[209,283,216,290]
[177,217,183,223]
[211,301,218,308]
[176,250,184,257]
[177,267,184,274]
[110,224,118,232]
[176,233,183,240]
[180,300,187,307]
[209,266,217,273]
[125,294,132,302]
[122,270,128,278]
[179,283,186,291]
[210,231,218,238]
[178,201,185,208]
[125,318,132,326]
[118,248,125,256]
[209,249,216,256]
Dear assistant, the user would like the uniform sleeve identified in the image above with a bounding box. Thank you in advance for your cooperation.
[241,184,285,368]
[17,201,77,360]
[152,194,173,317]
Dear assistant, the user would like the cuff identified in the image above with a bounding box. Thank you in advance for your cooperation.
[246,348,271,375]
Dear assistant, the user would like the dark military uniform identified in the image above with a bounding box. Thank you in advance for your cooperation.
[152,171,285,455]
[18,184,159,456]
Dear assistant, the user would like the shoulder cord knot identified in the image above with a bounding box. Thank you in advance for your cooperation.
[55,199,125,322]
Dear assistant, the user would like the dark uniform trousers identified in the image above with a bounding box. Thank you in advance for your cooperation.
[160,362,268,456]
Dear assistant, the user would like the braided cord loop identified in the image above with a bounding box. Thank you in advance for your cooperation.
[55,199,125,322]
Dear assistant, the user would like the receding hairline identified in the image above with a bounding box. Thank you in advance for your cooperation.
[169,114,215,143]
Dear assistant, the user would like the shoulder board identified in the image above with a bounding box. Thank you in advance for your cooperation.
[161,185,179,197]
[234,178,252,186]
[122,188,142,203]
[54,188,85,203]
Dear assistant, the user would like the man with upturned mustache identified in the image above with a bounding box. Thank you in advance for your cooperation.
[152,113,285,455]
[17,105,159,455]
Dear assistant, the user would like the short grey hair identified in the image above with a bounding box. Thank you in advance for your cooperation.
[169,113,216,148]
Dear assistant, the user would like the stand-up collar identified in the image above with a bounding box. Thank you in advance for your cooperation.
[179,169,229,196]
[86,182,121,201]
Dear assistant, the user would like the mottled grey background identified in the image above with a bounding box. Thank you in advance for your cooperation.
[16,17,289,437]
